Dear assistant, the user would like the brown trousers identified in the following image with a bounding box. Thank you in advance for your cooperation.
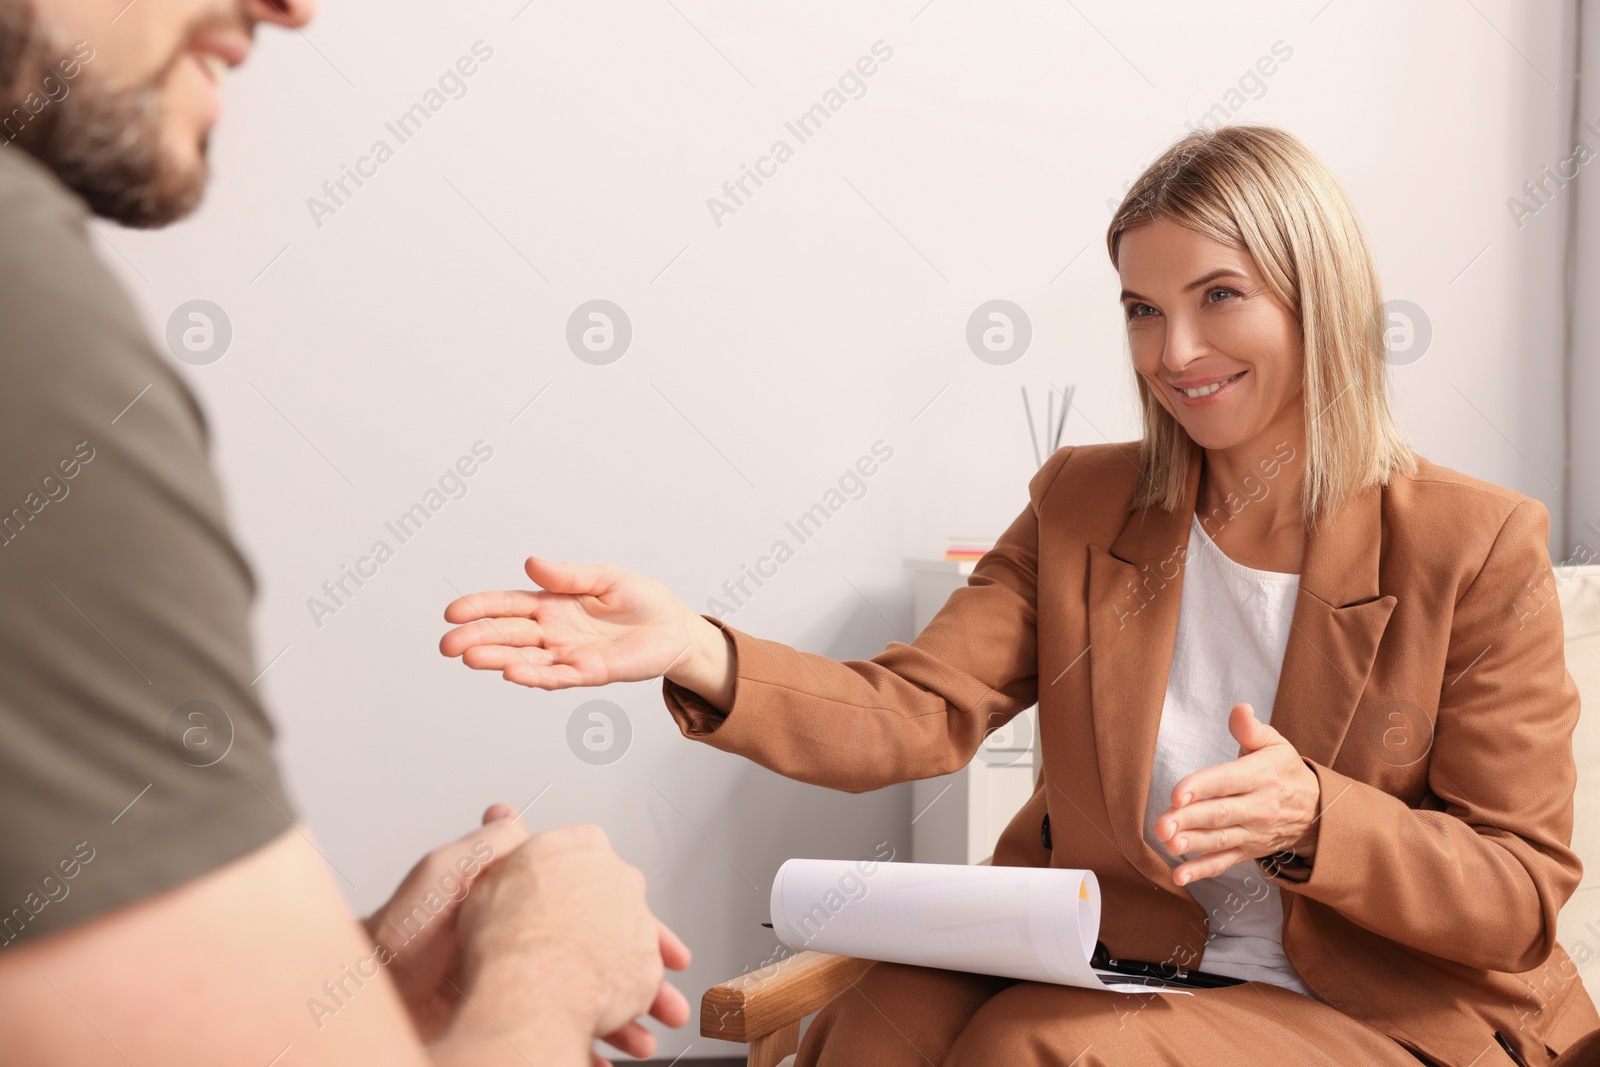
[796,962,1427,1067]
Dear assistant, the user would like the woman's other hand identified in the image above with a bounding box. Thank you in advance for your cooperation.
[440,556,714,693]
[1151,702,1321,886]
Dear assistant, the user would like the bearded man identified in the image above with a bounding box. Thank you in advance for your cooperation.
[0,5,689,1064]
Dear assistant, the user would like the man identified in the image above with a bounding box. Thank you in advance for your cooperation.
[0,2,689,1063]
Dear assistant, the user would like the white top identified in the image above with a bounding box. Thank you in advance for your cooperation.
[1139,515,1314,997]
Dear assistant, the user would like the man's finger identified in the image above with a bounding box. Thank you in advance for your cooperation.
[482,802,519,825]
[598,1019,656,1059]
[649,979,691,1029]
[415,813,528,894]
[366,811,529,947]
[421,816,528,886]
[659,921,692,970]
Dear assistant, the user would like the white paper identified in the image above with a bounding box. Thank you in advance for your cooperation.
[769,859,1190,995]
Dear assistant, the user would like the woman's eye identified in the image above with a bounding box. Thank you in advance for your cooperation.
[1126,289,1237,321]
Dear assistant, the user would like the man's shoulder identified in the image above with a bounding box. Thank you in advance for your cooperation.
[0,154,292,954]
[0,146,95,273]
[0,144,154,338]
[0,148,204,444]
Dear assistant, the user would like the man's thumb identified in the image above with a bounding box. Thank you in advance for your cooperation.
[483,802,520,825]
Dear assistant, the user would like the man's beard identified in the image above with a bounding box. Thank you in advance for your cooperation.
[0,2,207,228]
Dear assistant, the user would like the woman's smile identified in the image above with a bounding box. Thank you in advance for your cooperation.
[1170,368,1248,406]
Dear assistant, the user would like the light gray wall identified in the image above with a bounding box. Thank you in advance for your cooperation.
[94,0,1574,1057]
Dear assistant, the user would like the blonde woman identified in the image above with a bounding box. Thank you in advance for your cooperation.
[440,125,1597,1066]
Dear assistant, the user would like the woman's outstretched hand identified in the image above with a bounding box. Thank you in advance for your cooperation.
[440,556,706,692]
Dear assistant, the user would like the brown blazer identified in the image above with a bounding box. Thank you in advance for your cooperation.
[662,441,1598,1067]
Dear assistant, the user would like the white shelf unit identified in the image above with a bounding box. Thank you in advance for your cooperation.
[904,559,1040,866]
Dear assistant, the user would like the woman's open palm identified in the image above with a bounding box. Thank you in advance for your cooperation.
[440,556,696,691]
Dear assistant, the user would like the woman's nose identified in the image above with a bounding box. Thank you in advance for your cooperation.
[1161,316,1209,372]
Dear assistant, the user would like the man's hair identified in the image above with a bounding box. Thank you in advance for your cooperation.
[1105,123,1415,530]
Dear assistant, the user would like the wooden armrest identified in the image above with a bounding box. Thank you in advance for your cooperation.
[700,857,994,1046]
[700,951,875,1042]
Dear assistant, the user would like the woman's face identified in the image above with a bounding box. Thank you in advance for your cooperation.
[1117,218,1305,454]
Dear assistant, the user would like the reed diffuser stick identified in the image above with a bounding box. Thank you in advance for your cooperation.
[1053,384,1075,451]
[1021,385,1043,468]
[1046,391,1054,459]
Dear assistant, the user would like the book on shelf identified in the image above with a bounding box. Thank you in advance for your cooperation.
[944,538,994,562]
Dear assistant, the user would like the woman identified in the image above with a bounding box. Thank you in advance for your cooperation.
[438,125,1597,1066]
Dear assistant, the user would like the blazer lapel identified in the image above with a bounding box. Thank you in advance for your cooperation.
[1267,480,1396,769]
[1086,450,1202,894]
[1084,448,1396,891]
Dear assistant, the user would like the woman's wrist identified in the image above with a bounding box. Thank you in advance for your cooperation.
[1291,821,1319,864]
[664,612,737,713]
[1286,758,1322,864]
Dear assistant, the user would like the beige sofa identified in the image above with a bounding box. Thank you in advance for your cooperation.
[1557,565,1600,967]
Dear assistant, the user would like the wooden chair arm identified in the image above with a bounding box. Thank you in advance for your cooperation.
[700,950,875,1043]
[700,856,992,1065]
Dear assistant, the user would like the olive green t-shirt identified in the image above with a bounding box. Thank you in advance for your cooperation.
[0,145,296,948]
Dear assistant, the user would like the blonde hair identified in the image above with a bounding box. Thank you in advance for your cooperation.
[1105,123,1414,529]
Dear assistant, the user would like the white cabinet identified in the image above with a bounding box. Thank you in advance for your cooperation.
[904,559,1040,865]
